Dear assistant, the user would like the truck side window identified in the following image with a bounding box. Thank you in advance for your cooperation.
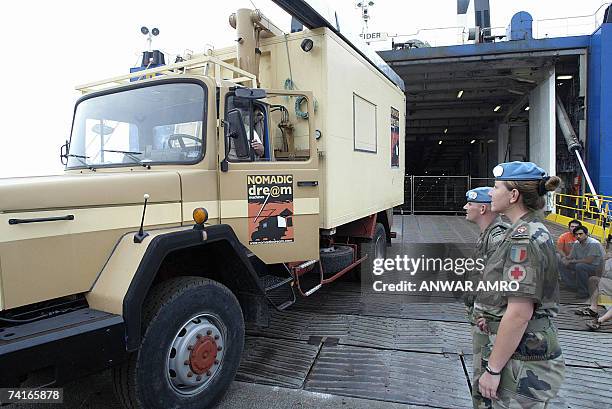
[226,99,268,162]
[225,94,311,162]
[267,95,310,162]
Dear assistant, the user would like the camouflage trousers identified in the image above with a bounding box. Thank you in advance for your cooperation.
[472,327,566,408]
[472,325,492,409]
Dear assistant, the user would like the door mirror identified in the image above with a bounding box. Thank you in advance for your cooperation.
[60,140,70,165]
[226,109,250,159]
[235,87,266,100]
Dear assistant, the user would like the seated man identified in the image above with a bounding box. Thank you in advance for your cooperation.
[557,219,581,257]
[228,108,265,160]
[560,226,605,298]
[575,253,612,330]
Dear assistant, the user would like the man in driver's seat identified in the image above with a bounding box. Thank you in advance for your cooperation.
[249,110,265,158]
[228,108,265,160]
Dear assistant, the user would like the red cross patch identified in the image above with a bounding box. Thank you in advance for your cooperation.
[507,264,527,282]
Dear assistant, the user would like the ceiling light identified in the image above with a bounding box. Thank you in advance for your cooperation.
[457,90,464,99]
[507,89,525,95]
[470,139,476,144]
[487,139,495,144]
[444,128,448,133]
[493,105,501,112]
[557,75,573,80]
[438,140,442,145]
[558,82,564,86]
[524,106,530,111]
[513,77,536,84]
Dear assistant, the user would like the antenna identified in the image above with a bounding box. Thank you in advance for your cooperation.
[134,193,150,243]
[356,1,375,35]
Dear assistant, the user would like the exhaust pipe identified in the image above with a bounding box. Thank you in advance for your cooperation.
[229,8,283,82]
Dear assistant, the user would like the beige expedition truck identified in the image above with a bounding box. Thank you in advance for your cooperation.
[0,9,404,409]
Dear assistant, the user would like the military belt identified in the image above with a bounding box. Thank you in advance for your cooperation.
[486,316,552,334]
[486,317,562,361]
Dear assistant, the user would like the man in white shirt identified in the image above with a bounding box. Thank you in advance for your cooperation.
[560,226,605,298]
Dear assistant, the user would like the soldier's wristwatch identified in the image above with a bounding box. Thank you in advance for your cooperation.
[485,365,501,376]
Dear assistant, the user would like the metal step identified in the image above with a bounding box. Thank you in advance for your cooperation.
[259,275,296,311]
[260,275,293,292]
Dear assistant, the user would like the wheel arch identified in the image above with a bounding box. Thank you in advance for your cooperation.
[122,224,264,351]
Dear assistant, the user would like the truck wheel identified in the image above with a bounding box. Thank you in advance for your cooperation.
[113,277,244,409]
[352,223,387,281]
[320,246,354,275]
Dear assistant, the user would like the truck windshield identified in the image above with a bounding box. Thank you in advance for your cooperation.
[67,82,206,169]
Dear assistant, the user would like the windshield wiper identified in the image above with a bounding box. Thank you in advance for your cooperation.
[67,154,96,171]
[102,149,149,168]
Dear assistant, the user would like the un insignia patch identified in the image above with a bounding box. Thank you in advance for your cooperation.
[510,245,528,263]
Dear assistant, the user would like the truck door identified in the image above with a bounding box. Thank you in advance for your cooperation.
[218,87,320,264]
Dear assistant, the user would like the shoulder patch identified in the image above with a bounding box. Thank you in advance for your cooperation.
[511,224,529,239]
[532,227,551,244]
[510,245,528,263]
[507,264,527,282]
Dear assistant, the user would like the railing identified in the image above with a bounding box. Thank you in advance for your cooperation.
[75,55,257,94]
[396,175,493,215]
[389,3,611,48]
[548,192,611,244]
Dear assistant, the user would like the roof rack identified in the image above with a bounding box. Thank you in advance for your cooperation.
[75,55,257,94]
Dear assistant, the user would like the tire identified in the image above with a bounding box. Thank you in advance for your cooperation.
[320,246,354,275]
[113,277,244,409]
[352,223,387,281]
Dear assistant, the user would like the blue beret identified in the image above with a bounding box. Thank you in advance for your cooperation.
[466,187,492,203]
[492,161,546,180]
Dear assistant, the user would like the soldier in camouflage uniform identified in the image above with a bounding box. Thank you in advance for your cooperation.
[463,187,509,409]
[473,162,565,408]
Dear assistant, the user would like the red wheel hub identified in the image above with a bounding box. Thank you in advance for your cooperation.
[189,336,218,375]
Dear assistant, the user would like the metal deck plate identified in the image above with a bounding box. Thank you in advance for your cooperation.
[558,330,612,368]
[305,345,472,408]
[236,337,320,388]
[551,366,612,408]
[248,311,473,355]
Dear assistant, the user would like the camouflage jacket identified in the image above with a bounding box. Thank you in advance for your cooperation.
[474,211,560,321]
[465,216,508,321]
[474,215,508,262]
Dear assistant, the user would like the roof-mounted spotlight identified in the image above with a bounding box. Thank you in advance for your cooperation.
[152,27,160,36]
[300,38,314,52]
[141,26,149,35]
